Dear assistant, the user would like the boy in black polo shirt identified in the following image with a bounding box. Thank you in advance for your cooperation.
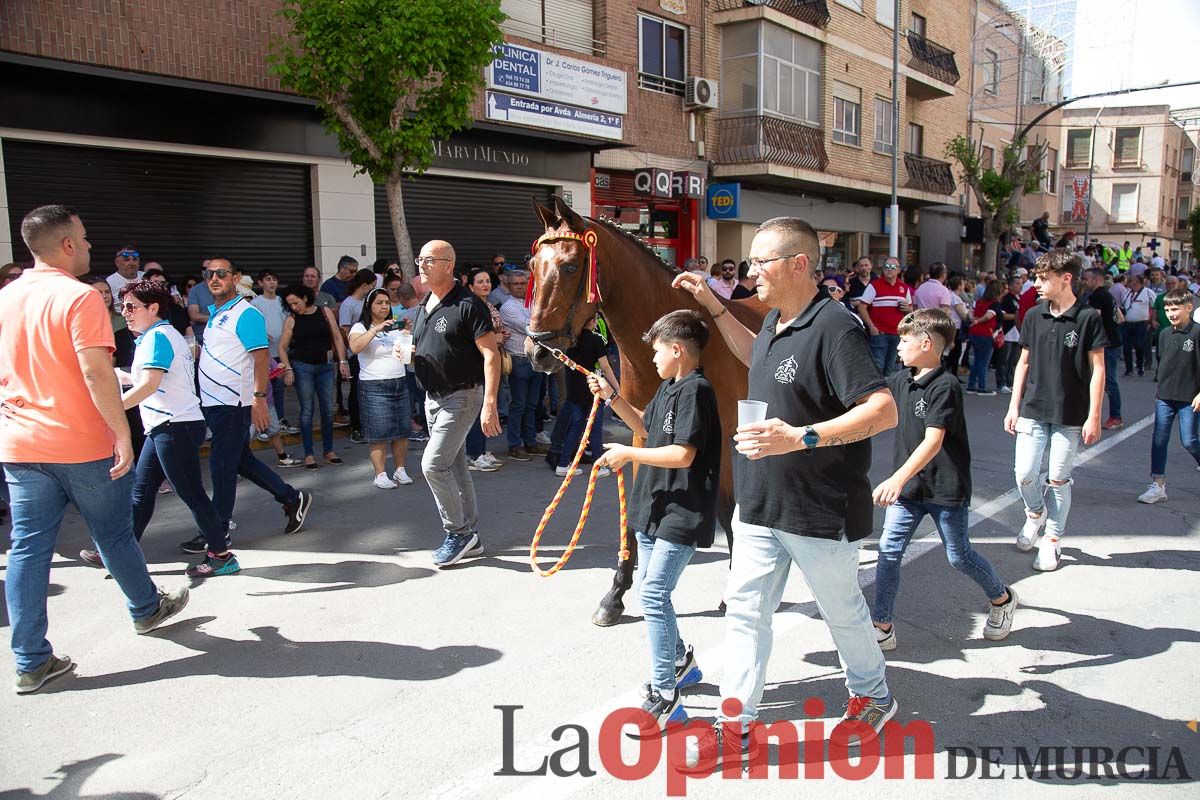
[872,309,1017,649]
[1136,288,1200,504]
[1004,251,1108,572]
[588,310,721,730]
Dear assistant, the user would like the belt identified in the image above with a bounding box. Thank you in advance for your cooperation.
[428,383,480,398]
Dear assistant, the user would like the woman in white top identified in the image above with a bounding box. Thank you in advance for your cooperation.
[349,288,413,488]
[79,279,237,579]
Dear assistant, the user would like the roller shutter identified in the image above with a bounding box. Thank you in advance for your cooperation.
[375,175,554,267]
[3,140,313,285]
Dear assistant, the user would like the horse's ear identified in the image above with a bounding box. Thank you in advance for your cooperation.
[532,198,559,230]
[552,195,588,234]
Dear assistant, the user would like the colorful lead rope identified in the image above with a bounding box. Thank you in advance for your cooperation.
[529,344,629,577]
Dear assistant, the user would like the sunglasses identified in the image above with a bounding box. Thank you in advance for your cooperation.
[205,269,233,280]
[122,302,148,312]
[118,251,139,259]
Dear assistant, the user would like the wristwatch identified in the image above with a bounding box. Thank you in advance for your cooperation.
[253,391,267,398]
[801,425,820,450]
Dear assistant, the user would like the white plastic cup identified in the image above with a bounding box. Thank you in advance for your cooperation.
[737,400,768,427]
[395,330,413,364]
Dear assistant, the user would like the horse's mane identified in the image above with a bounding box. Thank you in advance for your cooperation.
[590,215,681,280]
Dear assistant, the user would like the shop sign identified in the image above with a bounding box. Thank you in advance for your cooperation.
[633,168,705,200]
[489,43,627,115]
[486,91,623,141]
[706,183,740,219]
[428,134,590,181]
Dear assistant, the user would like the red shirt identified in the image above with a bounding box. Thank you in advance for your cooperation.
[860,278,913,335]
[969,299,999,338]
[1018,286,1039,324]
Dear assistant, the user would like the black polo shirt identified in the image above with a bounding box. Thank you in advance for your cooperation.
[628,369,721,549]
[1156,321,1200,403]
[1087,286,1121,345]
[412,282,494,396]
[735,289,886,541]
[888,366,971,506]
[1018,297,1108,426]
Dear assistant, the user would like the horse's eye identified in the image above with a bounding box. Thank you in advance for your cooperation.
[560,262,578,275]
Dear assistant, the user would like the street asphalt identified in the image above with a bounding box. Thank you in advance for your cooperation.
[1,370,1198,799]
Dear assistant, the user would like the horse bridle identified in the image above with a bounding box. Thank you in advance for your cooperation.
[527,228,600,346]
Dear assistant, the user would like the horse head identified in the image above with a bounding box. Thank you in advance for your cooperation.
[525,195,600,374]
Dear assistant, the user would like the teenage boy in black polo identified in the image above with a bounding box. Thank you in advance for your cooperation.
[673,217,899,768]
[588,310,720,730]
[1136,289,1200,504]
[1005,251,1107,572]
[412,239,503,568]
[872,309,1017,650]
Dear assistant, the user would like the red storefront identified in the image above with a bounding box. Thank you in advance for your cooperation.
[591,168,702,267]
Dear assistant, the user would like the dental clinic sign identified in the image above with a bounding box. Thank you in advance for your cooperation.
[489,44,627,114]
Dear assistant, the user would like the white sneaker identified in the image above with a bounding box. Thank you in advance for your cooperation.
[1137,482,1167,504]
[595,466,612,478]
[256,432,271,442]
[1033,535,1061,572]
[468,456,498,472]
[482,452,504,467]
[373,473,398,490]
[999,386,1012,394]
[875,625,897,651]
[1016,512,1044,551]
[982,588,1018,641]
[392,467,413,485]
[555,466,583,477]
[536,431,552,446]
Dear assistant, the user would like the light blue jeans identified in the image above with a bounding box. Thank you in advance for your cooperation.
[3,459,160,672]
[635,530,696,693]
[1014,417,1082,539]
[873,500,1005,624]
[718,509,889,724]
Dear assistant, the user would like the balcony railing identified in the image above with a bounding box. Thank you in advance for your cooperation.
[713,0,830,28]
[718,115,829,172]
[904,153,956,196]
[906,31,960,86]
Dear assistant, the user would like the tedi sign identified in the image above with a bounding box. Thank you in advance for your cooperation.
[633,168,705,200]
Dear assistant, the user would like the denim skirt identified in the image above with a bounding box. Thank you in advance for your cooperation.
[359,377,412,442]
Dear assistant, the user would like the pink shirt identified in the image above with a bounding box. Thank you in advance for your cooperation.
[913,278,955,310]
[707,276,738,299]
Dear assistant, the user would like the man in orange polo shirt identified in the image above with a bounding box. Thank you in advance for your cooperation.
[0,205,190,694]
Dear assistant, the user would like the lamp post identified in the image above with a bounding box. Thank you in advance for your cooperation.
[1018,79,1200,142]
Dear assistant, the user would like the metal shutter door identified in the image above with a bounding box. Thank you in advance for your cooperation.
[375,176,553,267]
[3,140,313,286]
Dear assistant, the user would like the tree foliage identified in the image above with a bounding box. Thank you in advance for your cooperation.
[269,0,506,276]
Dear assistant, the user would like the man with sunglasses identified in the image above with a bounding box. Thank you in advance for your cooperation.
[707,259,739,299]
[106,244,143,311]
[856,257,913,376]
[187,258,313,554]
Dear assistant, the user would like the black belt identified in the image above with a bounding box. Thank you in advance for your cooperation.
[428,383,480,398]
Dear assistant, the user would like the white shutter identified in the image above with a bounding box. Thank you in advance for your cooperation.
[544,0,595,54]
[501,0,541,40]
[876,0,895,28]
[1112,184,1138,223]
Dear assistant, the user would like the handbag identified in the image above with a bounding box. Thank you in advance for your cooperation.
[500,350,513,377]
[992,326,1005,350]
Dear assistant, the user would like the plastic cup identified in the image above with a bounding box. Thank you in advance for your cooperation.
[395,331,413,364]
[737,400,768,427]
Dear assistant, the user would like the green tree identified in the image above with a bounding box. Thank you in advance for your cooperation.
[946,135,1047,274]
[270,0,506,279]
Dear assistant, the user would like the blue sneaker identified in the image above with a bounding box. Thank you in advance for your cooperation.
[639,646,703,699]
[433,532,480,568]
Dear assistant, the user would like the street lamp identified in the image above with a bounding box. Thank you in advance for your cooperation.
[1018,78,1200,142]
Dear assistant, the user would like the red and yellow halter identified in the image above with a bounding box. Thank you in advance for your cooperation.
[527,228,601,307]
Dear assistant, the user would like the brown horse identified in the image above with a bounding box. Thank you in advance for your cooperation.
[526,195,767,626]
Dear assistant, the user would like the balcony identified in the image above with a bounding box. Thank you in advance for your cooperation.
[717,115,829,172]
[1179,220,1191,232]
[904,153,956,196]
[714,0,830,28]
[906,31,960,87]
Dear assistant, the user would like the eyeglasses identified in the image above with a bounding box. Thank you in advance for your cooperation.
[882,263,900,271]
[747,253,801,270]
[415,256,452,266]
[205,269,233,280]
[492,260,505,267]
[117,250,139,259]
[122,302,148,312]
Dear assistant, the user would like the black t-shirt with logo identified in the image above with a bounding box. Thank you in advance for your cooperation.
[628,369,721,549]
[412,283,494,396]
[1018,298,1109,426]
[888,366,971,506]
[564,330,608,406]
[1156,321,1200,403]
[735,289,886,541]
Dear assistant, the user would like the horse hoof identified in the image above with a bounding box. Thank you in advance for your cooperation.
[719,600,726,613]
[592,601,625,627]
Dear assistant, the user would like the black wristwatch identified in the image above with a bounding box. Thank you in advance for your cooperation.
[253,391,267,398]
[801,425,820,450]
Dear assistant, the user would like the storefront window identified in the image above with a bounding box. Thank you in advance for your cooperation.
[821,231,851,275]
[597,206,679,241]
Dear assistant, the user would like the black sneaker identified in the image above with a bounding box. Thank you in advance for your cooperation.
[283,490,313,534]
[350,430,366,444]
[837,694,898,744]
[179,534,207,555]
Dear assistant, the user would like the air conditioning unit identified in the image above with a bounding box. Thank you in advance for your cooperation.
[685,77,719,111]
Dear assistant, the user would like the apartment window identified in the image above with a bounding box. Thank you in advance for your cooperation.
[1111,183,1139,223]
[1044,146,1058,194]
[907,123,924,156]
[1114,127,1142,167]
[983,49,1000,95]
[1066,129,1092,168]
[1183,148,1195,174]
[910,12,926,37]
[981,145,995,172]
[834,0,865,12]
[877,0,895,28]
[832,83,861,146]
[873,97,894,154]
[1181,195,1193,221]
[639,15,687,95]
[500,0,596,55]
[720,21,821,126]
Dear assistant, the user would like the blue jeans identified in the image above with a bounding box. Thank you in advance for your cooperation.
[3,459,160,672]
[465,414,486,459]
[1013,417,1081,539]
[968,335,995,391]
[635,531,696,692]
[869,333,900,376]
[1123,321,1149,373]
[202,404,300,530]
[269,375,286,422]
[548,399,603,468]
[1150,399,1200,478]
[406,372,427,432]
[293,361,335,457]
[132,420,228,554]
[872,499,1005,624]
[720,509,889,724]
[506,357,543,449]
[1104,346,1122,419]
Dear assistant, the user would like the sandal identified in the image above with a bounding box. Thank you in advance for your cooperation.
[304,460,318,471]
[325,454,343,465]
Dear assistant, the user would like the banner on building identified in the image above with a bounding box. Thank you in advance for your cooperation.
[1071,175,1089,221]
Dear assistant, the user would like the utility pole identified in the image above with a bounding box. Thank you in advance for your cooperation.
[889,0,900,260]
[1083,106,1104,245]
